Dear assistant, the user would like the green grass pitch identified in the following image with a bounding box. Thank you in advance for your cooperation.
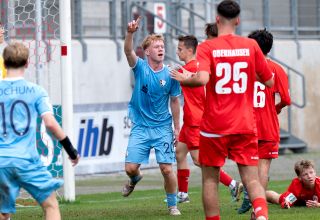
[14,180,320,220]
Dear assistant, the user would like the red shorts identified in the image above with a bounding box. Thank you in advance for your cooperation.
[199,133,259,167]
[258,140,279,159]
[179,124,200,151]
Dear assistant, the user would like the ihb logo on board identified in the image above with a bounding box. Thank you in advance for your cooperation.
[77,118,114,158]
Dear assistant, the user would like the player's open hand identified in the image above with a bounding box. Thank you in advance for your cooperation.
[127,16,141,33]
[70,154,80,166]
[306,200,320,208]
[281,201,291,209]
[169,65,192,82]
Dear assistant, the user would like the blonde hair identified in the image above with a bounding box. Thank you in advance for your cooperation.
[141,34,164,50]
[294,160,315,176]
[3,42,29,69]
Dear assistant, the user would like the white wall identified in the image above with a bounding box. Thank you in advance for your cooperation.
[273,40,320,150]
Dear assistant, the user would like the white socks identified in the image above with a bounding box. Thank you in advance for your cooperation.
[229,180,237,189]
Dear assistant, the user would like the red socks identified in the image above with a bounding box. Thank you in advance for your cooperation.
[219,169,232,186]
[177,169,190,193]
[206,216,220,220]
[252,197,268,219]
[204,198,267,220]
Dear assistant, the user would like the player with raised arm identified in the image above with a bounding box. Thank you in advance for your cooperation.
[0,24,7,79]
[170,1,274,219]
[238,29,291,214]
[175,35,243,204]
[267,160,320,209]
[122,17,182,216]
[0,42,79,220]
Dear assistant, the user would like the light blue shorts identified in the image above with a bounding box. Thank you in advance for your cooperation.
[125,124,176,164]
[0,164,63,213]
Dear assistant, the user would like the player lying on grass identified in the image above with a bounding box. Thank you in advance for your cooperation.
[267,160,320,209]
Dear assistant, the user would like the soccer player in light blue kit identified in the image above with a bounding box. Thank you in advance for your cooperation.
[0,42,79,220]
[122,17,182,216]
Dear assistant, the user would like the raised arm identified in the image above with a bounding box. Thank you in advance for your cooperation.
[124,17,141,67]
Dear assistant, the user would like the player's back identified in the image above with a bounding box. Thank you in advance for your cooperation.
[197,34,272,135]
[0,78,51,168]
[254,60,278,141]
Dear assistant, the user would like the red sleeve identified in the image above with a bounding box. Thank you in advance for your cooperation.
[196,42,212,75]
[184,61,198,73]
[316,178,320,199]
[279,179,299,207]
[274,64,291,106]
[178,61,198,74]
[254,42,273,82]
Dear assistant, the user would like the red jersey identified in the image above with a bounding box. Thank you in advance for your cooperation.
[254,59,291,141]
[196,35,272,135]
[279,177,320,207]
[180,60,205,126]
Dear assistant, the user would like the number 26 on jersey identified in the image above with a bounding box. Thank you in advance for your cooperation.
[254,82,266,108]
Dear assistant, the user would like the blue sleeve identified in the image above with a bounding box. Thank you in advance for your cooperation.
[132,58,144,78]
[170,79,181,97]
[35,87,53,116]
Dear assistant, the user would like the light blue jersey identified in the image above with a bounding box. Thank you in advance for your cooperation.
[128,58,181,127]
[0,78,53,168]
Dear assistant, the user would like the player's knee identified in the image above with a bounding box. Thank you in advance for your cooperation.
[160,165,173,176]
[0,213,11,220]
[175,152,184,162]
[41,195,59,212]
[175,147,184,159]
[125,164,138,176]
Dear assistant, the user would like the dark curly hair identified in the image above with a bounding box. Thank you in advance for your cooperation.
[248,29,273,55]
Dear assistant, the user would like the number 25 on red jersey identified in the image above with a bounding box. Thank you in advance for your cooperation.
[215,62,248,94]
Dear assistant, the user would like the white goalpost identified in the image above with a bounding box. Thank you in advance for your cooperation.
[59,0,76,202]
